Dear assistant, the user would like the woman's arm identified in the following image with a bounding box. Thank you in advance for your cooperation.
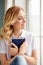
[18,41,27,55]
[23,50,37,65]
[0,43,18,65]
[18,42,37,65]
[16,39,37,65]
[0,54,11,65]
[0,54,18,65]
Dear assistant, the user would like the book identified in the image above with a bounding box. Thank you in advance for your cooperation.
[12,38,25,48]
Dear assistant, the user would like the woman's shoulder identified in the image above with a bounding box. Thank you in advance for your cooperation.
[0,37,5,45]
[0,37,9,46]
[0,36,7,54]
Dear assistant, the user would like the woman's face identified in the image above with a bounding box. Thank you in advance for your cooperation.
[12,10,26,30]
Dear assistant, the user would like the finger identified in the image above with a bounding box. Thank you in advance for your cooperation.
[9,43,16,48]
[11,43,18,48]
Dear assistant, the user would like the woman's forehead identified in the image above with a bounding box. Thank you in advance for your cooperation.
[18,10,26,17]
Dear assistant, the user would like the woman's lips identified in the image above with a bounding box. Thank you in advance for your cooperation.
[22,23,26,26]
[22,23,26,25]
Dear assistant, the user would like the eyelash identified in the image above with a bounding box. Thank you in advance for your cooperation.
[18,17,26,20]
[18,18,21,20]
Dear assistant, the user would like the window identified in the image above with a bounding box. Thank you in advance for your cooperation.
[5,0,13,11]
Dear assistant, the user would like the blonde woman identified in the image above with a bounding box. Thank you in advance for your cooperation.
[0,6,37,65]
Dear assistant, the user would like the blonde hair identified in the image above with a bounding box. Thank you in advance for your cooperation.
[0,6,24,44]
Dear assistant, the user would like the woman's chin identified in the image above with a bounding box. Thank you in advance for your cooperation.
[22,26,26,29]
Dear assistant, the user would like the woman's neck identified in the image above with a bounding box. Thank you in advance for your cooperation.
[13,29,22,38]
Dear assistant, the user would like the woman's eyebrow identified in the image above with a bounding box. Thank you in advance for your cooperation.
[18,15,26,18]
[18,16,22,17]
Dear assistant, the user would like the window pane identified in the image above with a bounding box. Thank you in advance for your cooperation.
[29,0,40,36]
[15,0,26,13]
[7,0,13,10]
[41,0,43,36]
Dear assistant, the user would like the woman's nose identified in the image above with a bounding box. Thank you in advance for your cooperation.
[23,18,26,23]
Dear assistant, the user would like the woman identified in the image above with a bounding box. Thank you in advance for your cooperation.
[0,6,37,65]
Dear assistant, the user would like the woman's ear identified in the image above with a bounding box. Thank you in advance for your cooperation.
[10,25,13,30]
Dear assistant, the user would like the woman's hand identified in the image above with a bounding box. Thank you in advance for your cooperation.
[9,43,18,56]
[18,40,28,55]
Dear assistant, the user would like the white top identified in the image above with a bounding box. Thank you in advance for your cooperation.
[0,30,37,59]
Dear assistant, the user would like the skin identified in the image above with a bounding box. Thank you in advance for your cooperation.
[0,10,37,65]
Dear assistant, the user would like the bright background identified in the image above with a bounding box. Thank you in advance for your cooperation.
[0,0,43,65]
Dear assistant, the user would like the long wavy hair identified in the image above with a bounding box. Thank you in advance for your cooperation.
[0,6,24,44]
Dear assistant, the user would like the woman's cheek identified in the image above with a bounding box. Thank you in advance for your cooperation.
[17,20,22,23]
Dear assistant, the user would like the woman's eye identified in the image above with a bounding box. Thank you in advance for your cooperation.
[18,18,21,20]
